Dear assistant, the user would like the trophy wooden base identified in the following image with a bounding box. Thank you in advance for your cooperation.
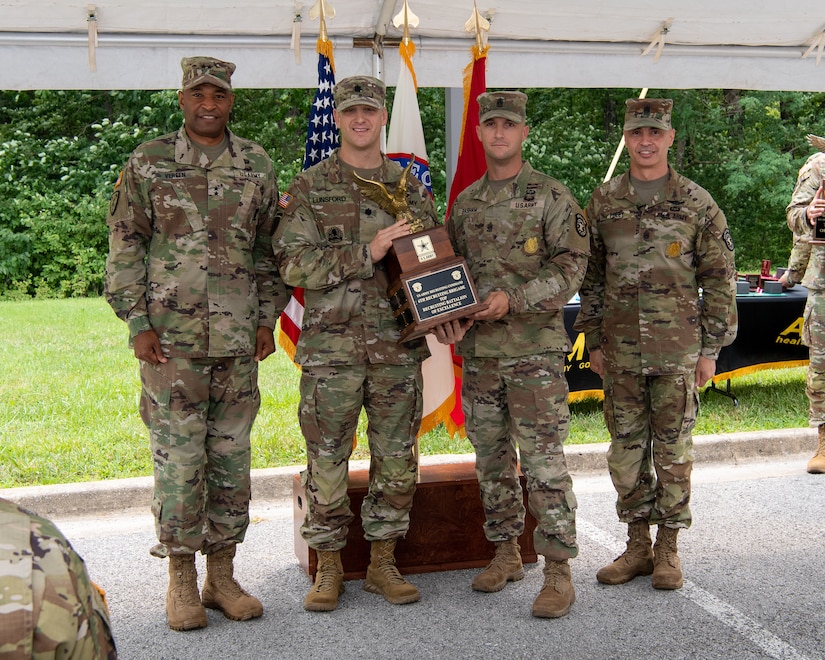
[292,461,538,581]
[385,225,486,343]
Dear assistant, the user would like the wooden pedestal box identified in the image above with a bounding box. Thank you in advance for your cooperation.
[293,461,538,581]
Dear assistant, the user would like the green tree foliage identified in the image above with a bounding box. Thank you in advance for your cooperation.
[0,90,179,297]
[3,86,825,299]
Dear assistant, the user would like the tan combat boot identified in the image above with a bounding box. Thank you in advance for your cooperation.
[363,539,420,604]
[596,519,654,585]
[201,545,263,621]
[532,559,575,619]
[652,526,683,590]
[303,550,344,612]
[471,537,524,592]
[166,554,207,631]
[807,424,825,474]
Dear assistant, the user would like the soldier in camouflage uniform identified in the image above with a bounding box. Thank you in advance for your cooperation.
[435,91,590,619]
[0,497,116,658]
[273,76,438,612]
[574,98,737,591]
[105,57,287,630]
[785,139,825,474]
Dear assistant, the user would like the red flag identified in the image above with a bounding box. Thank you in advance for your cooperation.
[447,44,489,213]
[445,44,488,435]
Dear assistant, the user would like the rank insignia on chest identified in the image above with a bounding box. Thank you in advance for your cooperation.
[666,241,682,258]
[278,192,293,209]
[524,237,539,254]
[326,224,345,243]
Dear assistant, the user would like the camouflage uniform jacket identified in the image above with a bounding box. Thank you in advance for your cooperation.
[574,167,737,375]
[273,150,437,366]
[447,161,590,358]
[786,152,825,291]
[105,126,287,358]
[785,232,811,288]
[0,499,116,659]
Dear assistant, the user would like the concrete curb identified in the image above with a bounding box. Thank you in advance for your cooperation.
[2,428,816,519]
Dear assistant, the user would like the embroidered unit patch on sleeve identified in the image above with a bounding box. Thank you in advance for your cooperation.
[722,227,735,251]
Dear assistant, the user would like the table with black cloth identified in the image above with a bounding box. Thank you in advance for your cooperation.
[562,287,810,405]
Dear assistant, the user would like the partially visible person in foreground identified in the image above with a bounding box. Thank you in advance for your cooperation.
[0,497,116,658]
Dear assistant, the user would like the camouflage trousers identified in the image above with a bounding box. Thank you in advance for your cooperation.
[602,370,697,528]
[802,291,825,426]
[139,355,259,557]
[298,363,423,551]
[462,354,578,560]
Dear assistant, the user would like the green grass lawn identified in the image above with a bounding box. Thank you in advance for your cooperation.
[0,297,810,488]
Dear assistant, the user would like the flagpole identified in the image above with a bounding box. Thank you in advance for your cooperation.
[603,88,648,183]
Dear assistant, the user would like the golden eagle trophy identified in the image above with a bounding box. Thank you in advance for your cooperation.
[353,159,424,233]
[353,157,484,343]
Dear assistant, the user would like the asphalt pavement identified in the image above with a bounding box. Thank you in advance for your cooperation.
[2,428,823,660]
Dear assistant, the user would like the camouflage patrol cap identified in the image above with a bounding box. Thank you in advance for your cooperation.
[333,76,386,111]
[624,98,673,131]
[478,91,528,124]
[181,56,235,91]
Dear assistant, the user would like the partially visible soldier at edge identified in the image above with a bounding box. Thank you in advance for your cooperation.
[0,497,117,658]
[273,75,438,612]
[785,133,825,474]
[574,98,737,591]
[434,90,590,619]
[104,56,288,630]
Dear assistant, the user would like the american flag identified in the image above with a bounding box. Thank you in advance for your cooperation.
[279,38,338,362]
[302,39,339,169]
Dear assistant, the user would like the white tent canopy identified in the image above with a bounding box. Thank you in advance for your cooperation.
[4,0,825,91]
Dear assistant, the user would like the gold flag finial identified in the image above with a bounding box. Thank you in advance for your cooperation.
[464,1,491,51]
[393,0,420,46]
[309,0,335,43]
